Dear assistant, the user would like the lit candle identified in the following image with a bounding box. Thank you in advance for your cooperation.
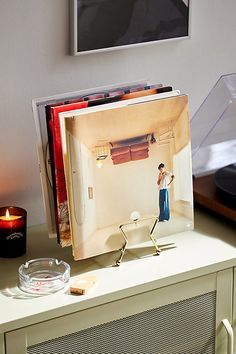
[0,206,27,258]
[0,209,22,221]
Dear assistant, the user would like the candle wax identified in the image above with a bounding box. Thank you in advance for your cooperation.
[0,215,22,221]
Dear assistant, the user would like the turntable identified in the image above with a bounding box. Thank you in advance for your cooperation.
[191,73,236,221]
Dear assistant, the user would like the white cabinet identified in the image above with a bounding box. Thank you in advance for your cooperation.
[5,269,234,354]
[1,209,235,354]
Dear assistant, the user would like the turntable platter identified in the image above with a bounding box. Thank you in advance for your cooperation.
[214,163,236,197]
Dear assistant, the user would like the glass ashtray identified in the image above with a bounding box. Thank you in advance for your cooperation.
[18,258,70,295]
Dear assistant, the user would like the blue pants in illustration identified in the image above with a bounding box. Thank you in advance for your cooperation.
[159,188,170,221]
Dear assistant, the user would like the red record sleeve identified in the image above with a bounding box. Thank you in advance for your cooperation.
[50,101,88,246]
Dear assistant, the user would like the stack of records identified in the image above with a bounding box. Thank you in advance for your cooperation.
[33,81,193,261]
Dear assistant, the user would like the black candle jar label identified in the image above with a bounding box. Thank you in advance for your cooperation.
[6,232,24,240]
[0,206,27,258]
[0,230,26,257]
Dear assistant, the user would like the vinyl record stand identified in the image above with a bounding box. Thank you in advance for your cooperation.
[116,216,161,266]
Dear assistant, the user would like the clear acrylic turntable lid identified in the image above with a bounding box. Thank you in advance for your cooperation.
[191,73,236,176]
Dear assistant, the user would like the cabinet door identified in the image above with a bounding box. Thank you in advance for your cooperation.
[5,271,233,354]
[0,334,4,354]
[234,267,236,354]
[215,268,234,354]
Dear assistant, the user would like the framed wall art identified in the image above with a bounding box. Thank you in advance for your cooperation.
[70,0,190,56]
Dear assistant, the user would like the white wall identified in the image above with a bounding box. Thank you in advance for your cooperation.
[79,143,97,241]
[173,143,192,203]
[94,142,170,227]
[1,0,236,226]
[68,137,97,241]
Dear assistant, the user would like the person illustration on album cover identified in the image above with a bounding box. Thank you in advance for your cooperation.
[157,163,175,222]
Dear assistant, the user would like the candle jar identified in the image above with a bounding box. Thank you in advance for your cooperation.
[0,206,27,258]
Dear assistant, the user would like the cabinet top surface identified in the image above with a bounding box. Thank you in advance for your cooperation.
[0,208,235,333]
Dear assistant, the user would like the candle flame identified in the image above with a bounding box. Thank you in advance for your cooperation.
[6,209,10,219]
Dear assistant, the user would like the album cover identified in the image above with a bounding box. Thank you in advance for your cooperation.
[60,93,193,260]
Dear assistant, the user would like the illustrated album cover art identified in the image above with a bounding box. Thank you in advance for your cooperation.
[60,93,193,260]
